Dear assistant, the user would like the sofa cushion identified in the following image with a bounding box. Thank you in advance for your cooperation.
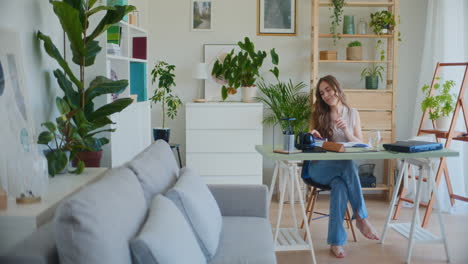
[166,168,222,261]
[209,217,276,264]
[130,195,206,264]
[127,140,180,204]
[54,167,147,264]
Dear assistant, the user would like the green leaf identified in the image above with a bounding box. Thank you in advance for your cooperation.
[69,160,85,174]
[87,98,133,122]
[88,5,136,41]
[46,150,68,176]
[71,40,102,67]
[87,5,115,17]
[56,97,71,115]
[63,0,86,28]
[38,131,54,144]
[221,86,228,100]
[85,76,128,103]
[88,0,99,9]
[37,31,82,90]
[41,122,57,133]
[52,1,85,57]
[270,48,279,65]
[53,70,80,109]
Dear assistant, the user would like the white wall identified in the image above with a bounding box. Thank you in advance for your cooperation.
[149,0,428,186]
[0,0,65,135]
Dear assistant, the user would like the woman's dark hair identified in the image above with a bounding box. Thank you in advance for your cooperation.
[311,75,349,140]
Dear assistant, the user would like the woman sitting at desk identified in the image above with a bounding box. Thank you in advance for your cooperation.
[305,75,380,258]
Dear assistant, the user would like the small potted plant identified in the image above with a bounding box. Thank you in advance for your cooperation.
[346,41,362,60]
[150,60,182,142]
[421,78,456,130]
[211,37,279,102]
[37,98,85,176]
[369,10,396,34]
[361,64,384,89]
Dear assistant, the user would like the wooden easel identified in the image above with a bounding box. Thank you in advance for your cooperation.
[393,62,468,228]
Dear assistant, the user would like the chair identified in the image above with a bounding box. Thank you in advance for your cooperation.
[300,166,357,242]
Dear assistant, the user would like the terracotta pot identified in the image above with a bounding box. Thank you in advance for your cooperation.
[73,150,103,167]
[346,46,362,60]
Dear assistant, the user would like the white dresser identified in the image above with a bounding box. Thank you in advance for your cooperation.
[186,103,263,184]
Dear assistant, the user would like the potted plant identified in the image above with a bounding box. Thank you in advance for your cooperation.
[369,10,396,34]
[37,98,85,176]
[211,37,279,102]
[346,41,362,60]
[256,79,310,136]
[37,0,135,168]
[329,0,345,45]
[361,64,384,89]
[150,61,182,142]
[421,78,456,130]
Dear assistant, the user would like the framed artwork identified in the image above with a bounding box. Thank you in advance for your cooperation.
[191,0,213,31]
[257,0,297,36]
[203,44,241,101]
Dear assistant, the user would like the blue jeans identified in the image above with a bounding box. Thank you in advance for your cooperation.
[303,160,368,246]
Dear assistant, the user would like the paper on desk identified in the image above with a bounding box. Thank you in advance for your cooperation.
[336,142,369,148]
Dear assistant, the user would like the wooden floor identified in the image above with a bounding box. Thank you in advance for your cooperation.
[270,196,468,264]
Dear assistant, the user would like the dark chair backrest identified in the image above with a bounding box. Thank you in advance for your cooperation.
[301,160,331,191]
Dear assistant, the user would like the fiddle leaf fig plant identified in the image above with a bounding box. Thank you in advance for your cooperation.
[37,0,135,157]
[211,37,279,101]
[421,78,457,121]
[150,61,182,128]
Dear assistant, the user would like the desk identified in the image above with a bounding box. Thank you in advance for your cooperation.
[0,168,107,254]
[255,145,458,264]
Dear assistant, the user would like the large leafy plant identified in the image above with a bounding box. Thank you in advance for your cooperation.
[211,37,279,100]
[150,61,182,128]
[256,80,310,136]
[421,78,456,121]
[37,0,135,155]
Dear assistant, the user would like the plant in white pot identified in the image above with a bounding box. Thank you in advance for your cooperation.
[211,37,279,102]
[150,61,182,142]
[421,78,456,130]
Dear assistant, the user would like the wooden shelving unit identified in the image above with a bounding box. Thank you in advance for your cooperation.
[310,0,399,198]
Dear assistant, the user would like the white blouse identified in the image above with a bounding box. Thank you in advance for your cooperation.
[331,106,358,142]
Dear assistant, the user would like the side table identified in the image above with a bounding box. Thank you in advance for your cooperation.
[170,143,183,168]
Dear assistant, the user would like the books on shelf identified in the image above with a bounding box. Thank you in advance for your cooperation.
[132,37,147,60]
[107,25,122,46]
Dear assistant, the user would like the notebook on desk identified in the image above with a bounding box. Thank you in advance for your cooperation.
[383,140,443,153]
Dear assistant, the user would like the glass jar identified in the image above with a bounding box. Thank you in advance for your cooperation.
[357,18,368,34]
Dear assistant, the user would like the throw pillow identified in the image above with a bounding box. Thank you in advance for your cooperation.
[166,167,222,261]
[130,195,206,264]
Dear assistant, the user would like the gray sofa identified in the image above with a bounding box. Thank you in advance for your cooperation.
[0,140,276,264]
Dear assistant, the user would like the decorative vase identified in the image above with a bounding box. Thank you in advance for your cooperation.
[73,151,103,168]
[435,116,452,131]
[346,46,362,60]
[357,18,368,34]
[343,15,355,34]
[241,86,257,103]
[365,76,379,89]
[153,128,171,142]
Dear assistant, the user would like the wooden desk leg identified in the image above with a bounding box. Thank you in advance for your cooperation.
[422,158,446,228]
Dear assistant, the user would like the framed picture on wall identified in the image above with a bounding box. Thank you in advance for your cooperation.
[203,44,241,101]
[191,0,213,31]
[257,0,297,36]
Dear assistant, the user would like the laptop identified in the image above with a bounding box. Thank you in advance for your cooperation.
[383,140,443,153]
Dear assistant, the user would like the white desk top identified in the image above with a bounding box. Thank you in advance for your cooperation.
[0,168,107,220]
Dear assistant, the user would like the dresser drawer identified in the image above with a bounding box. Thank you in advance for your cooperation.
[186,130,261,153]
[186,153,262,176]
[186,103,262,130]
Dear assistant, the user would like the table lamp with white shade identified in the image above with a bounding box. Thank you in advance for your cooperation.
[192,62,208,102]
